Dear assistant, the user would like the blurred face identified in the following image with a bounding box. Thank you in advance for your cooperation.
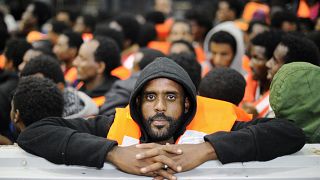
[53,34,75,62]
[266,43,288,80]
[154,0,172,15]
[19,49,42,72]
[216,1,235,22]
[169,22,193,42]
[210,42,234,68]
[73,16,85,33]
[56,12,72,26]
[249,45,268,80]
[140,78,189,142]
[169,43,191,54]
[315,18,320,31]
[73,40,99,81]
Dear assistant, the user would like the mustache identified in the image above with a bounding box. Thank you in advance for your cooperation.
[147,113,173,124]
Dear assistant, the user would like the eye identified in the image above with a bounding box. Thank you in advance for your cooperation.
[167,94,176,101]
[145,94,156,101]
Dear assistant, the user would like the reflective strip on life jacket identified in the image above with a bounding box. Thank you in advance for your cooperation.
[254,92,270,118]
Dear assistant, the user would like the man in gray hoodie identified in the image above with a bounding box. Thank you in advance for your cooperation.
[17,57,305,179]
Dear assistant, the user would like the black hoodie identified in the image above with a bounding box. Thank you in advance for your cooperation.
[129,57,197,143]
[17,57,305,169]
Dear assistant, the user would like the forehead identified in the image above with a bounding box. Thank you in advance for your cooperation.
[251,45,266,55]
[210,42,233,52]
[172,22,190,32]
[79,40,98,54]
[143,78,184,93]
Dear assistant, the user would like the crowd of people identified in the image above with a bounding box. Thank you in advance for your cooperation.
[0,0,320,179]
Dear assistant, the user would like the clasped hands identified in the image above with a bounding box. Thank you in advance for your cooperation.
[106,142,216,180]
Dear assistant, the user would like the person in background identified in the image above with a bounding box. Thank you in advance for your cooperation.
[20,54,98,119]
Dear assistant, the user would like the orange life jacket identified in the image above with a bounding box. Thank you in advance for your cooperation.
[64,67,78,85]
[107,96,252,146]
[242,73,270,118]
[92,96,106,107]
[0,54,5,69]
[111,66,131,80]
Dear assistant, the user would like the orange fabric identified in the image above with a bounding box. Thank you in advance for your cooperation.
[92,96,106,107]
[242,2,270,22]
[0,54,5,69]
[111,66,131,80]
[64,67,78,84]
[194,45,206,63]
[242,55,251,75]
[82,33,93,42]
[242,73,270,118]
[235,20,249,32]
[107,96,252,145]
[297,0,311,18]
[26,31,47,43]
[155,18,174,41]
[147,41,170,55]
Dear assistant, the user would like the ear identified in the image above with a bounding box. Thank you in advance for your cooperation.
[57,82,65,91]
[97,61,106,74]
[184,97,190,113]
[13,109,20,124]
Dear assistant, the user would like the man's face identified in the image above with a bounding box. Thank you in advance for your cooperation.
[266,43,288,80]
[73,16,85,33]
[19,49,42,72]
[53,35,75,62]
[249,45,268,80]
[140,78,188,142]
[216,1,235,22]
[210,42,234,68]
[169,22,193,42]
[73,40,99,81]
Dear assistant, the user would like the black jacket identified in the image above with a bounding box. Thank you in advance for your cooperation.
[79,75,119,98]
[17,58,305,168]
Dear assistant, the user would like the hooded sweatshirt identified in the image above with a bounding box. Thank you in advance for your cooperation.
[203,21,246,76]
[17,58,305,168]
[129,57,197,143]
[270,62,320,143]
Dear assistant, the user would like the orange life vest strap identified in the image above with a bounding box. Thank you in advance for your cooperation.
[64,67,78,85]
[92,96,106,107]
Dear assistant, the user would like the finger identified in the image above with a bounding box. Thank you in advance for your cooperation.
[153,176,164,180]
[153,155,182,172]
[136,143,157,149]
[136,148,161,159]
[140,162,163,174]
[162,144,183,155]
[156,169,177,180]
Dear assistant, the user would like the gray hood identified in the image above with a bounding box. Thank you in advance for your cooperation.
[203,21,246,76]
[129,57,197,143]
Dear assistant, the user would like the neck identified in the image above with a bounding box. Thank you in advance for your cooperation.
[84,74,104,91]
[259,78,271,95]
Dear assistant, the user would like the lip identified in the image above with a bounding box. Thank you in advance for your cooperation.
[152,120,168,127]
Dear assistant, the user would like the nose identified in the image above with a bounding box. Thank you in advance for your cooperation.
[154,97,166,113]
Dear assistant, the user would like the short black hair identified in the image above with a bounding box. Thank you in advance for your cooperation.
[0,13,9,53]
[50,20,70,34]
[82,14,96,32]
[94,36,121,76]
[170,39,196,56]
[62,30,83,50]
[145,11,165,24]
[218,0,244,18]
[32,40,56,58]
[306,31,320,52]
[169,52,202,90]
[13,76,63,127]
[281,34,320,65]
[114,14,140,45]
[55,8,78,23]
[94,24,124,50]
[271,11,298,30]
[138,48,165,70]
[199,67,246,105]
[185,8,212,38]
[20,54,65,84]
[251,30,284,59]
[4,38,32,70]
[138,22,157,47]
[31,1,52,27]
[209,31,237,55]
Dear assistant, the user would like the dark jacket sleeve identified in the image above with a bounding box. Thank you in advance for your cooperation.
[204,118,306,164]
[17,115,117,168]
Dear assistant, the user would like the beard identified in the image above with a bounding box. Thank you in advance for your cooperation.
[143,113,183,142]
